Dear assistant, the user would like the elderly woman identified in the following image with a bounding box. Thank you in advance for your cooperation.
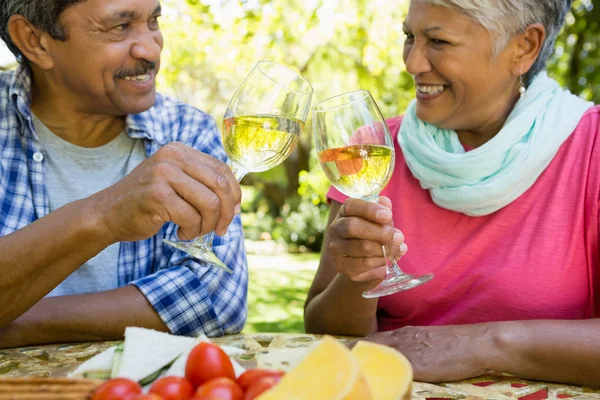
[304,0,600,387]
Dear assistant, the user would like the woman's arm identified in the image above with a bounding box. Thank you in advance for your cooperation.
[304,198,405,337]
[360,319,600,388]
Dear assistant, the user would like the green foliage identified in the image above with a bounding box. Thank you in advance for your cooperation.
[241,169,329,251]
[548,0,600,103]
[244,253,319,333]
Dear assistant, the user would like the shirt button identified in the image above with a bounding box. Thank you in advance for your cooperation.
[32,152,44,162]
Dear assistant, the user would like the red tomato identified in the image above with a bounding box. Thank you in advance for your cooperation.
[185,342,235,388]
[243,376,281,400]
[235,369,284,391]
[149,376,194,400]
[192,377,243,400]
[92,378,142,400]
[126,394,164,400]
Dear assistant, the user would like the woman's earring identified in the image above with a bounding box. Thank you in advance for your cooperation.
[519,75,526,98]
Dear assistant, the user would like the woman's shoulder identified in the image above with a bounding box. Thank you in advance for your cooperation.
[386,116,404,137]
[568,105,600,156]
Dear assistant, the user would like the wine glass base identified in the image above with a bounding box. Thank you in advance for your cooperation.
[362,273,433,298]
[163,239,233,273]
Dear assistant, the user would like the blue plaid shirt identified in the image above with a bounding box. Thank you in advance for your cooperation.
[0,66,248,337]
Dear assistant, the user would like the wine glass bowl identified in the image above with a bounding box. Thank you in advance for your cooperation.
[164,61,313,271]
[313,90,433,298]
[222,61,313,175]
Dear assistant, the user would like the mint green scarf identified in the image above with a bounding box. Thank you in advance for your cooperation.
[398,72,593,216]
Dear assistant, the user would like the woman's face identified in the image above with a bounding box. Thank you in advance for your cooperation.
[403,0,520,133]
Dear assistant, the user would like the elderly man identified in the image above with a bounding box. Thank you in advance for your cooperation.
[0,0,248,348]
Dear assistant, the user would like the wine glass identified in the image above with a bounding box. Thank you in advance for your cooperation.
[165,61,313,272]
[313,90,433,297]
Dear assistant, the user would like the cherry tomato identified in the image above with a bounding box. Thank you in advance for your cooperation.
[243,376,281,400]
[185,342,235,388]
[149,376,194,400]
[192,377,243,400]
[92,378,142,400]
[235,369,284,391]
[126,394,165,400]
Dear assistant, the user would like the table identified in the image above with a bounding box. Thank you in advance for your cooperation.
[1,333,599,400]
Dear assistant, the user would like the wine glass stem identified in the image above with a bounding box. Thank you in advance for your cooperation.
[365,197,407,277]
[231,164,248,183]
[381,244,405,277]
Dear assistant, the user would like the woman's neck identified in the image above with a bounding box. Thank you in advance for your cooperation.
[455,93,520,149]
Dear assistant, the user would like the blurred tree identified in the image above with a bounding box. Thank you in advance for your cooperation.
[548,0,599,102]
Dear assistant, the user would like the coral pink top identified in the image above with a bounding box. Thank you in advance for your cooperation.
[327,106,600,331]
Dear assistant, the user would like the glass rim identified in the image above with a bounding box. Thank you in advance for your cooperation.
[312,90,372,113]
[255,60,314,96]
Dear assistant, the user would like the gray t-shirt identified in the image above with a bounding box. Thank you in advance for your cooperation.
[33,115,147,297]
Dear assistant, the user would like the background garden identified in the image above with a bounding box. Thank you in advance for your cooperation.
[1,0,598,334]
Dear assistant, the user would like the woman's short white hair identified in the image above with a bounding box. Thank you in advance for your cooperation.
[422,0,572,86]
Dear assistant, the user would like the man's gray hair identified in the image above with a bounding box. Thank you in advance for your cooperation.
[422,0,573,86]
[0,0,86,61]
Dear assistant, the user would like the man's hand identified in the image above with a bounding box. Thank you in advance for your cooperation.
[356,325,493,382]
[328,196,407,287]
[90,142,241,243]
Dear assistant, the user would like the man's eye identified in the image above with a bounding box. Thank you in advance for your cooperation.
[430,38,449,45]
[114,23,130,31]
[149,15,161,28]
[404,33,414,42]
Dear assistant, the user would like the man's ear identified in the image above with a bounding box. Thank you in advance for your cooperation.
[511,22,545,76]
[7,15,54,69]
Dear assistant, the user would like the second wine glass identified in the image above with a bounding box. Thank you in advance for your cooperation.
[313,90,433,298]
[165,61,313,271]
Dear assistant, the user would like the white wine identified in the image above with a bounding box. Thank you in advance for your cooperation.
[319,144,394,199]
[223,115,303,172]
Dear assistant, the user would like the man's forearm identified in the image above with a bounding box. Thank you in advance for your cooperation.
[304,274,378,337]
[0,285,168,349]
[488,319,600,387]
[0,198,113,327]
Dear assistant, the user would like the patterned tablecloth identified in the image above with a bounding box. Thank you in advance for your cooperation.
[1,333,599,399]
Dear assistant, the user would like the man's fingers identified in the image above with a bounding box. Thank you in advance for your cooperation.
[157,143,241,235]
[163,194,203,240]
[168,168,223,235]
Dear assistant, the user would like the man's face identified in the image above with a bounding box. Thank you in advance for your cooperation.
[43,0,163,116]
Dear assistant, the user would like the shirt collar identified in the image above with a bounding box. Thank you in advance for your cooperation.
[9,64,165,144]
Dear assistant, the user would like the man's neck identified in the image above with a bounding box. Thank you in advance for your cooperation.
[29,70,126,148]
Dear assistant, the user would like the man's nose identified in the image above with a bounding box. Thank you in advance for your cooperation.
[131,30,162,63]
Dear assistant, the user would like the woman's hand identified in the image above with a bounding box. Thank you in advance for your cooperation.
[328,196,407,287]
[357,325,494,382]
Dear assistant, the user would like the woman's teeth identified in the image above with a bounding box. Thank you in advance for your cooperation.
[124,74,151,82]
[417,85,445,94]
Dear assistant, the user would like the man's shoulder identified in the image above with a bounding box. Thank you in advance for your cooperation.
[0,69,16,101]
[132,93,219,145]
[145,93,215,127]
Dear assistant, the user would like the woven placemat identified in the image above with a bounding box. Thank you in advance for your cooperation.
[0,377,101,400]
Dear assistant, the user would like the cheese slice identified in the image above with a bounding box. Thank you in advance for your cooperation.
[116,327,195,382]
[68,346,116,378]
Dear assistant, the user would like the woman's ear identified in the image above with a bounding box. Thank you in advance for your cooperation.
[512,23,545,75]
[7,15,54,69]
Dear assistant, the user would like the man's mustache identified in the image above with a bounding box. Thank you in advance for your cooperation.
[114,60,156,79]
